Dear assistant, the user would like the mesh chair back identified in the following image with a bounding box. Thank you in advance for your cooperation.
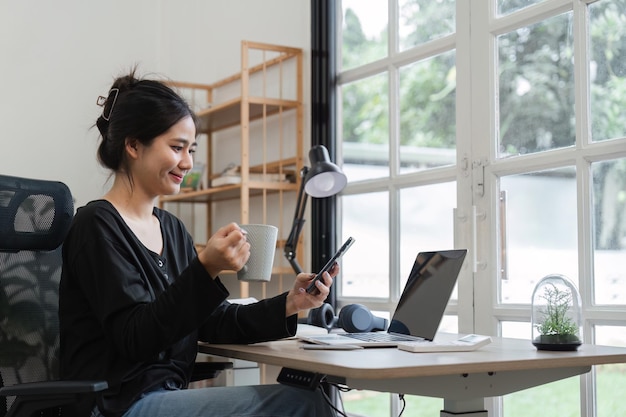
[0,175,74,414]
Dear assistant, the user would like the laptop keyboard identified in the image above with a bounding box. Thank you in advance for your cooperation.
[340,332,423,343]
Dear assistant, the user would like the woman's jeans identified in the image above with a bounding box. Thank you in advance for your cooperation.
[92,384,336,417]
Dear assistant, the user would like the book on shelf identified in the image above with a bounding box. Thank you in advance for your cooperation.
[211,172,290,187]
[181,162,206,191]
[210,163,294,187]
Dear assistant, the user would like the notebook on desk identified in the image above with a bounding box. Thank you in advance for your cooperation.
[298,249,468,348]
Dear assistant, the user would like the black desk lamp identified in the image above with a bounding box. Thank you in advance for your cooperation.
[284,145,347,274]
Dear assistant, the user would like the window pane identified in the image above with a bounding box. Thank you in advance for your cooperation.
[398,0,455,51]
[341,192,389,298]
[403,396,443,416]
[497,12,575,157]
[501,321,531,340]
[342,73,389,182]
[343,392,445,417]
[589,0,626,142]
[500,168,578,304]
[596,325,626,347]
[399,51,457,174]
[592,159,626,305]
[341,0,387,71]
[439,314,458,334]
[342,391,392,417]
[504,315,580,415]
[497,0,546,16]
[595,326,626,417]
[503,377,579,417]
[399,183,456,292]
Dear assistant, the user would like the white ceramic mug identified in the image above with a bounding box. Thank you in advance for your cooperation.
[237,224,278,282]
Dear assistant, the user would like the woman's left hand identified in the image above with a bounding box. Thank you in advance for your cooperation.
[285,263,339,317]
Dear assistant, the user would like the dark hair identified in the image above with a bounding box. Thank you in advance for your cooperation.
[95,68,198,172]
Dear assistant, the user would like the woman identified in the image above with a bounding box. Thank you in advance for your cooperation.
[59,70,337,417]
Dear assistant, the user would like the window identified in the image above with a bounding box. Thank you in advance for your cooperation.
[336,1,626,416]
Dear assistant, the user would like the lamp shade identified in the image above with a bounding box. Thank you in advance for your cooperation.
[304,145,347,198]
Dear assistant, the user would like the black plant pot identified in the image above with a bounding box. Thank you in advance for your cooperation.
[533,334,582,351]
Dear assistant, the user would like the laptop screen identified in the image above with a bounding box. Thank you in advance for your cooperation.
[387,249,467,340]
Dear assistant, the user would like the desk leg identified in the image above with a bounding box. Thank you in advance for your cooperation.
[440,399,487,417]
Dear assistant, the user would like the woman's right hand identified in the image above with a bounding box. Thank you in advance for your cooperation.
[198,223,250,278]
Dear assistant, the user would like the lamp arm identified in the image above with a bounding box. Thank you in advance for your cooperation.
[285,220,304,274]
[284,167,309,275]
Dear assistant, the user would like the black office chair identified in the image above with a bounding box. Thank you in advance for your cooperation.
[0,174,107,416]
[0,175,230,416]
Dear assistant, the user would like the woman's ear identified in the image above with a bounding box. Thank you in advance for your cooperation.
[125,138,140,159]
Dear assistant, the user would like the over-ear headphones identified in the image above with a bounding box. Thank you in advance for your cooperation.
[305,303,388,333]
[305,303,337,331]
[338,303,388,333]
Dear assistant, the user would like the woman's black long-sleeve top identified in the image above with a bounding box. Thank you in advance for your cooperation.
[59,200,297,417]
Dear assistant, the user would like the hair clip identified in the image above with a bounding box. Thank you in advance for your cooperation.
[97,88,119,121]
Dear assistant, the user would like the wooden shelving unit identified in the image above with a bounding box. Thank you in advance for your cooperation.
[160,41,304,298]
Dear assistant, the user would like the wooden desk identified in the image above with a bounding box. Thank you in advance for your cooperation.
[199,335,626,417]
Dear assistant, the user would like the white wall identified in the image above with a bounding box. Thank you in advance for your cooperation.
[0,0,310,208]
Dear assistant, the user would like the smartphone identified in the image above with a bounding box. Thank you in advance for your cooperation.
[306,237,355,294]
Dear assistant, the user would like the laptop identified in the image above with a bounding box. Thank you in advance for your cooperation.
[298,249,468,348]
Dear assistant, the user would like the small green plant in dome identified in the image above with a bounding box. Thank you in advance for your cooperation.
[535,283,579,337]
[532,280,582,351]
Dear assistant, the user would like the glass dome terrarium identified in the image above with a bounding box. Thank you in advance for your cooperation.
[531,274,582,351]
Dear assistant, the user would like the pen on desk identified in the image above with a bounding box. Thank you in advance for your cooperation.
[300,344,363,350]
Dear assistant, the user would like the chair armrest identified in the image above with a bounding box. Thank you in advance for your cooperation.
[0,380,108,417]
[0,380,108,396]
[190,361,233,382]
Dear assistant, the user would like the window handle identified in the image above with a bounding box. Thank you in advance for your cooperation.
[500,190,508,281]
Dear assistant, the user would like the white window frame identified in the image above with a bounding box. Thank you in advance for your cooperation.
[336,1,626,416]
